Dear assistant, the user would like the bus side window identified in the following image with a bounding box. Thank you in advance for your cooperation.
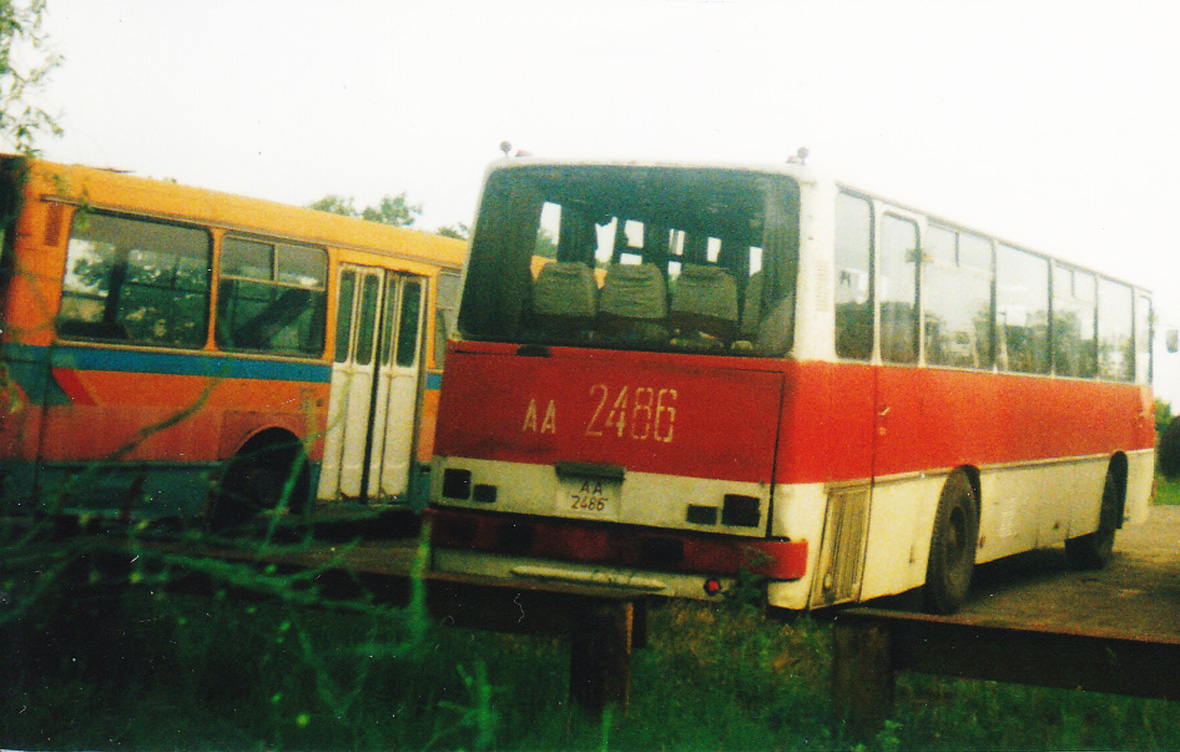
[1136,294,1153,384]
[217,237,327,357]
[834,193,872,360]
[1097,278,1134,382]
[1052,265,1097,378]
[996,244,1050,374]
[433,271,460,368]
[925,227,993,370]
[59,212,211,347]
[879,215,919,364]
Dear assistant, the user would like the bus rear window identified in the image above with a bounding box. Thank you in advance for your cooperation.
[459,166,800,356]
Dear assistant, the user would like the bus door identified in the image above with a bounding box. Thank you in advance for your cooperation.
[367,275,424,498]
[810,192,880,607]
[318,264,425,502]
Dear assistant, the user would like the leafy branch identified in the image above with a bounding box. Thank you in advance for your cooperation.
[0,0,62,156]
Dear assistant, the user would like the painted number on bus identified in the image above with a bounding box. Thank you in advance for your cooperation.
[585,384,677,443]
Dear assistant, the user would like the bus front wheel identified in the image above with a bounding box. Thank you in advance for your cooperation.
[923,471,978,615]
[1065,470,1119,570]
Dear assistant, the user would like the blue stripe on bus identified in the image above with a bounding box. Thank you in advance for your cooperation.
[3,343,332,383]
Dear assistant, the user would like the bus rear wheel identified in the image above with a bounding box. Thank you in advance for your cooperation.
[923,471,978,615]
[1065,470,1119,570]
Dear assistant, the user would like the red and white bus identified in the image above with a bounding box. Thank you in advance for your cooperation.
[0,155,466,526]
[427,158,1155,613]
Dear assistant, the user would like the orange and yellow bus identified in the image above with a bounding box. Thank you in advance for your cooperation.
[428,158,1154,613]
[0,155,465,526]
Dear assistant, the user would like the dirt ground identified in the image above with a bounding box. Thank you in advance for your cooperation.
[961,505,1180,638]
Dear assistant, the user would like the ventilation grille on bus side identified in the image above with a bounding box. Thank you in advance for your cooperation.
[811,486,870,607]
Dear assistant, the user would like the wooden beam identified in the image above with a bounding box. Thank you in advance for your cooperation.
[833,608,1180,740]
[832,618,894,740]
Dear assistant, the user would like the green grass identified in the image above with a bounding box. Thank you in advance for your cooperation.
[1155,473,1180,505]
[5,582,1180,750]
[4,522,1180,750]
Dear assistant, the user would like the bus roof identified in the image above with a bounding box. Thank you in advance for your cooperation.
[5,154,468,270]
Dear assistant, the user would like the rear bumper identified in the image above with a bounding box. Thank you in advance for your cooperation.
[427,506,808,580]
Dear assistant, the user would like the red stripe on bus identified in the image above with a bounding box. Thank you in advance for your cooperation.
[50,368,97,406]
[435,343,1154,485]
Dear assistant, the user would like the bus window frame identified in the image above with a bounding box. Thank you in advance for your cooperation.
[57,207,214,349]
[215,233,329,359]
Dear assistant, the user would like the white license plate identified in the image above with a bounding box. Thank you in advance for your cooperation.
[556,475,621,520]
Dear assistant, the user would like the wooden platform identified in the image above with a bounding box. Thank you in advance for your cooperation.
[833,505,1180,739]
[76,505,1180,727]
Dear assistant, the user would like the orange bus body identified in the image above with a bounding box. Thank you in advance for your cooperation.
[0,156,465,521]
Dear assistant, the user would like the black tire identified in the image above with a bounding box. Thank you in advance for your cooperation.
[923,471,978,615]
[212,439,308,530]
[1065,470,1119,570]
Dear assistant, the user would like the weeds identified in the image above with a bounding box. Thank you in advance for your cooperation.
[5,541,1180,750]
[6,497,1180,749]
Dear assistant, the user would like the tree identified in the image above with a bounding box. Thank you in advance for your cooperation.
[361,193,421,227]
[1159,417,1180,479]
[1157,400,1180,478]
[436,222,470,241]
[306,194,358,217]
[0,0,62,155]
[307,192,421,227]
[534,226,557,258]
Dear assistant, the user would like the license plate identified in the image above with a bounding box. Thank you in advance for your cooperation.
[556,475,621,520]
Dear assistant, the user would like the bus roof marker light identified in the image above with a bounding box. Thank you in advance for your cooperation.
[704,579,723,597]
[499,140,531,158]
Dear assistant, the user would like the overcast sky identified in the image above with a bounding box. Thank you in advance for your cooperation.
[21,0,1180,399]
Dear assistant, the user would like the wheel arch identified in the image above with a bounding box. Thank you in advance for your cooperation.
[212,425,312,524]
[232,425,305,459]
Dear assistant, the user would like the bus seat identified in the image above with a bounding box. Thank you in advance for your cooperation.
[533,261,598,321]
[599,263,667,319]
[670,264,738,342]
[598,263,668,336]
